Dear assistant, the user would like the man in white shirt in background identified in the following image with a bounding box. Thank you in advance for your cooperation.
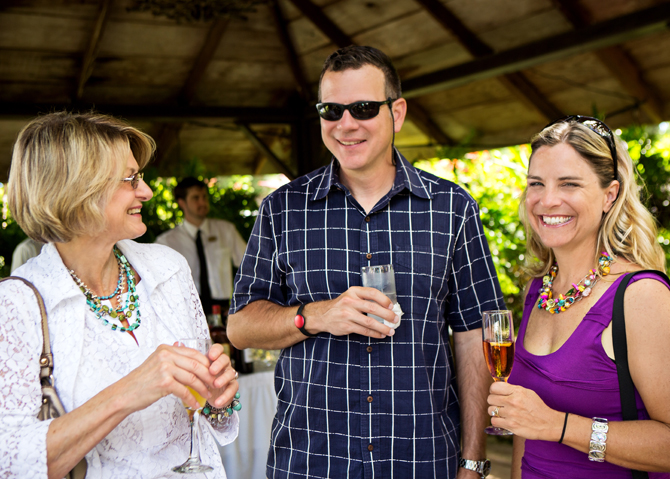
[155,177,247,316]
[10,237,45,273]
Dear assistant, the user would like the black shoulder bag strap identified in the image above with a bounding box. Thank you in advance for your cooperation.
[612,269,669,479]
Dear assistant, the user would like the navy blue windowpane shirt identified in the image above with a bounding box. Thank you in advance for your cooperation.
[232,153,504,479]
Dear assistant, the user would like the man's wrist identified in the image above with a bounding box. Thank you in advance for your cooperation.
[294,303,317,337]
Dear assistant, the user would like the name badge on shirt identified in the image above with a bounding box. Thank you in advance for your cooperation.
[208,236,217,242]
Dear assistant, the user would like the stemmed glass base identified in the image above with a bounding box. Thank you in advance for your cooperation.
[172,402,214,474]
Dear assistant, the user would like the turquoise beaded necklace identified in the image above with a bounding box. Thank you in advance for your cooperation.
[68,247,141,332]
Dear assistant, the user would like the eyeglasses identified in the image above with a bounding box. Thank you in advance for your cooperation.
[543,115,618,181]
[316,98,394,121]
[121,172,144,189]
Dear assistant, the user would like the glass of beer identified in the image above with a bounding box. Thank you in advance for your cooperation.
[172,338,214,474]
[482,310,515,435]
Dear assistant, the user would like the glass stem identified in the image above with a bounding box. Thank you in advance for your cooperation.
[187,410,202,463]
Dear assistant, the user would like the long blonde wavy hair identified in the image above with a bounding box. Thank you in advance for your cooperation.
[519,120,666,277]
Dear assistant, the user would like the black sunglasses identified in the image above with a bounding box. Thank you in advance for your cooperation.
[316,98,394,121]
[543,115,618,182]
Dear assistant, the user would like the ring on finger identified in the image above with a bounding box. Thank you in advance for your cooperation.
[234,370,239,380]
[491,406,500,417]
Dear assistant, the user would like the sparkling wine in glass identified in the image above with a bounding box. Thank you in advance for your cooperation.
[482,310,515,436]
[172,338,214,474]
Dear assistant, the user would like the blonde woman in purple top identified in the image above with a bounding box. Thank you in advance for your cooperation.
[487,116,670,478]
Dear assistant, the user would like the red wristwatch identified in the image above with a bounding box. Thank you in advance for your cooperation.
[294,303,317,337]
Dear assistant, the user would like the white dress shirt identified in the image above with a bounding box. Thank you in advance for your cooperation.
[155,218,247,301]
[10,237,45,272]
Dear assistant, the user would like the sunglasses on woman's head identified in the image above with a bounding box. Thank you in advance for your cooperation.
[543,115,618,182]
[316,98,395,121]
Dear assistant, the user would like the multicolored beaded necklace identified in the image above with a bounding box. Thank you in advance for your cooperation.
[68,247,141,332]
[537,252,614,314]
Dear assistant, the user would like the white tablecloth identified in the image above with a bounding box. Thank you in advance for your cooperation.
[219,371,276,479]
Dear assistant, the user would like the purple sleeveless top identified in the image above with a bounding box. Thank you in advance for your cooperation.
[508,272,670,479]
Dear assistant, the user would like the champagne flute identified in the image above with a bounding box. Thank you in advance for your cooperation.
[172,338,214,474]
[482,310,515,436]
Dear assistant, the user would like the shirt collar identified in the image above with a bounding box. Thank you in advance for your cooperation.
[181,217,208,239]
[312,149,433,202]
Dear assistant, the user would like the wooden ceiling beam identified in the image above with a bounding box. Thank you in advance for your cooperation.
[153,123,183,167]
[403,3,670,99]
[405,105,453,146]
[498,72,563,120]
[238,123,295,179]
[75,0,112,101]
[414,0,492,57]
[0,103,298,122]
[287,0,350,48]
[416,0,562,121]
[287,0,454,144]
[595,47,662,123]
[552,0,662,123]
[271,0,311,101]
[179,17,230,104]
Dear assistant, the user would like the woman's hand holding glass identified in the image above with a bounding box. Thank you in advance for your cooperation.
[202,342,239,408]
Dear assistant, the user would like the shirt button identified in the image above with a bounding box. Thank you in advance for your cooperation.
[365,216,370,222]
[368,444,374,451]
[367,396,373,403]
[367,346,373,353]
[366,253,372,259]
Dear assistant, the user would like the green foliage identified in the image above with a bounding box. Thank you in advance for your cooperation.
[0,183,26,277]
[415,147,531,323]
[136,161,267,244]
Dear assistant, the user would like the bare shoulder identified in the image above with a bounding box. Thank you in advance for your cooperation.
[623,272,670,331]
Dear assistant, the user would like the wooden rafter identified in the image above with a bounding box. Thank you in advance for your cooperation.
[238,123,295,179]
[402,3,670,99]
[286,0,454,145]
[75,0,112,100]
[271,0,311,101]
[551,0,662,123]
[179,17,230,104]
[153,123,183,167]
[415,0,562,121]
[287,0,350,49]
[154,17,230,168]
[0,103,298,122]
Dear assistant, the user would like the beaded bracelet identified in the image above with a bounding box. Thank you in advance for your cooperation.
[202,392,242,425]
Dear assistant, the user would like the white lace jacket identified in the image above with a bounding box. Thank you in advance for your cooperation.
[0,240,239,478]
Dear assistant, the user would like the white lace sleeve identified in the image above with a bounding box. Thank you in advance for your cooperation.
[0,280,52,478]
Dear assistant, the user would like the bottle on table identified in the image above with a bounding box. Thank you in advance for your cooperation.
[207,305,232,359]
[233,346,255,375]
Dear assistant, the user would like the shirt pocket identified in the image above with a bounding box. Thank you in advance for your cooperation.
[392,244,450,301]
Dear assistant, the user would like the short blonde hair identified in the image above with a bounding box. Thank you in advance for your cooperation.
[520,120,666,276]
[8,111,155,243]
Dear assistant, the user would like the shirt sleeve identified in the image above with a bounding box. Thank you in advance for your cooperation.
[0,280,52,478]
[231,196,286,313]
[447,199,505,332]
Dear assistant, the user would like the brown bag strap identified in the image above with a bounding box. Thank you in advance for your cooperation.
[0,276,53,382]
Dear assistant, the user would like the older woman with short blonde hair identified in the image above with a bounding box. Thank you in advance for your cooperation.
[0,111,239,478]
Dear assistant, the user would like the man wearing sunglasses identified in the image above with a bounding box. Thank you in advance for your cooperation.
[229,45,503,479]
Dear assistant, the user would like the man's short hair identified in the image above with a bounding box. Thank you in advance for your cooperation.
[174,177,207,202]
[318,45,402,101]
[8,111,155,243]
